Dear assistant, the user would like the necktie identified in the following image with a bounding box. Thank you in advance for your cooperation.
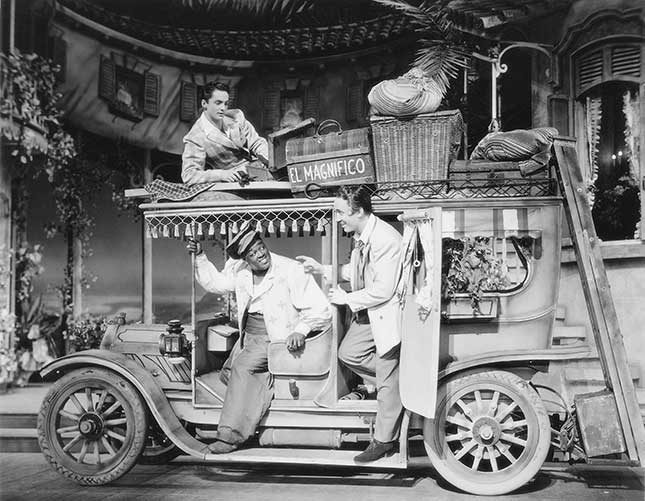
[354,240,366,291]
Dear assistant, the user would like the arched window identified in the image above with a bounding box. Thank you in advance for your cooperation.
[574,40,643,240]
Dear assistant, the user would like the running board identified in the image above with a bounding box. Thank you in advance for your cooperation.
[203,447,408,468]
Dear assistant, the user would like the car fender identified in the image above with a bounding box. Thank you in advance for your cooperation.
[39,350,210,459]
[437,345,592,382]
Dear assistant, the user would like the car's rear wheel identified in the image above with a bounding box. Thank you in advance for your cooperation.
[424,370,551,496]
[37,367,148,485]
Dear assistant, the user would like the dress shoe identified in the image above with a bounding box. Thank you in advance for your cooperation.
[208,440,238,454]
[340,384,376,401]
[354,439,396,463]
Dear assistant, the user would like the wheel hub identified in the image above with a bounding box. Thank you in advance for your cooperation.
[78,413,104,439]
[472,416,501,445]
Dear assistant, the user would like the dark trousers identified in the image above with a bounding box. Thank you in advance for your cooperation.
[216,313,273,445]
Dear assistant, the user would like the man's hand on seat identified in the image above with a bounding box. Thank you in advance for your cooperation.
[285,332,306,352]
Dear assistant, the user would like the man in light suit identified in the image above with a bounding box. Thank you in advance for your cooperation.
[297,185,403,463]
[181,81,269,184]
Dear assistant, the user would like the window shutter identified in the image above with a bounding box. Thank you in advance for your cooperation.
[51,36,67,83]
[611,46,641,78]
[98,55,116,102]
[346,82,364,122]
[227,85,238,108]
[180,81,198,122]
[143,71,161,117]
[548,95,569,136]
[577,50,603,93]
[303,85,319,121]
[262,82,281,131]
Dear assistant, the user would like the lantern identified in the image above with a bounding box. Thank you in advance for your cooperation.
[159,320,188,358]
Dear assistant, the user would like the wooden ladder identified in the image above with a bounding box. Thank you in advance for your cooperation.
[553,137,645,463]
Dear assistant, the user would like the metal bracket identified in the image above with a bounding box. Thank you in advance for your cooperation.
[472,42,553,132]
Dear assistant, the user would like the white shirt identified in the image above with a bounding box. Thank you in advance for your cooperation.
[195,252,332,341]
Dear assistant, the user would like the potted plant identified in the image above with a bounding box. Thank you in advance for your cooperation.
[441,236,510,319]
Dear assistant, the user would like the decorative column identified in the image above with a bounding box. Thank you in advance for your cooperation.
[142,149,153,323]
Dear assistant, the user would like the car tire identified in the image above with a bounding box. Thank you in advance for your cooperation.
[37,367,148,485]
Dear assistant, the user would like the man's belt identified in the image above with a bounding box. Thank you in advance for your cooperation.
[353,309,370,325]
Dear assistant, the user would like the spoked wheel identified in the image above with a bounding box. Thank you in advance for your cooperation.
[424,370,551,496]
[37,367,148,485]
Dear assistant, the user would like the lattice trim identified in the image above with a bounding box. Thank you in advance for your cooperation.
[145,208,331,240]
[302,179,556,200]
[370,179,556,201]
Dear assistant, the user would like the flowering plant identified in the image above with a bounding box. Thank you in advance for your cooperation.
[64,315,107,352]
[442,237,510,312]
[0,50,76,170]
[14,242,44,305]
[0,309,18,385]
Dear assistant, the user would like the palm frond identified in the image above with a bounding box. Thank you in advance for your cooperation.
[373,0,472,93]
[415,41,470,95]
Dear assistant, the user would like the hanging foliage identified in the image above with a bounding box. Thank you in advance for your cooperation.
[2,50,142,317]
[0,50,76,173]
[372,0,474,95]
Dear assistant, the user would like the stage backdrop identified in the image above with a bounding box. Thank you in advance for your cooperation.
[52,21,247,156]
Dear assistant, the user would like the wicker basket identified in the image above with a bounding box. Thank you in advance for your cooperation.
[370,110,464,182]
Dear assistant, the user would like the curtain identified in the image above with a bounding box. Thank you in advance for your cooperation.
[622,89,641,238]
[585,96,603,207]
[622,89,640,181]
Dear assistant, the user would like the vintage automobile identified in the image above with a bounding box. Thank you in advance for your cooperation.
[36,139,645,495]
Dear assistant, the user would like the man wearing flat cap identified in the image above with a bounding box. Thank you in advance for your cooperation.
[187,226,332,453]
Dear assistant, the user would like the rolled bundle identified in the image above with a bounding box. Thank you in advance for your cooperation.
[368,68,443,117]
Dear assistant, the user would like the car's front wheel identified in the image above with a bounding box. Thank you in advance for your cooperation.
[37,367,148,485]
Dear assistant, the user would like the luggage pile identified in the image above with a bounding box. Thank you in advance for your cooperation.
[269,66,554,196]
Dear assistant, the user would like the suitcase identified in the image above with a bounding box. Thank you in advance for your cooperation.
[285,120,375,193]
[448,159,552,197]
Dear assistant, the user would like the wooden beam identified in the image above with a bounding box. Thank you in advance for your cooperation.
[553,137,645,463]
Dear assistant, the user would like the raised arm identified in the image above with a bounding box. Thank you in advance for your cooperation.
[194,253,237,295]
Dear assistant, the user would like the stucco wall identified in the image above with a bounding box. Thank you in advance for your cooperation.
[558,256,645,377]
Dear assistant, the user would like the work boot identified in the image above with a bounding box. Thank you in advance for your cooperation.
[353,439,396,463]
